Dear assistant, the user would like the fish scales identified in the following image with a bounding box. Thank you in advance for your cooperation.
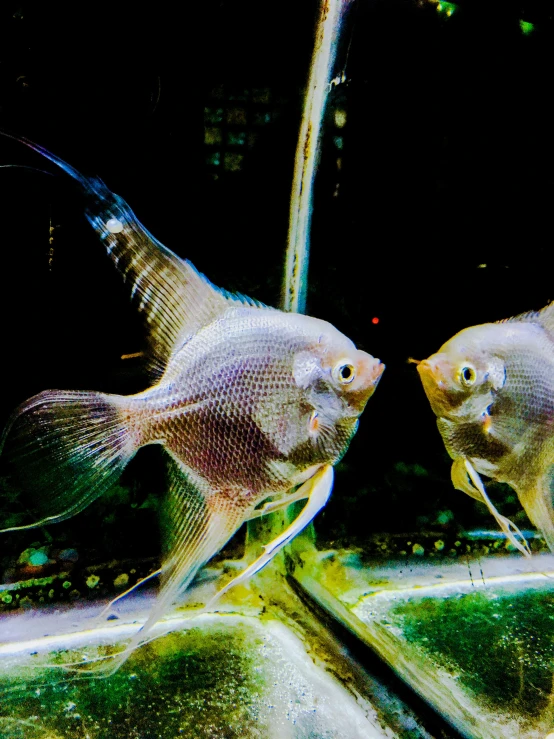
[130,313,344,499]
[417,304,554,554]
[0,132,384,673]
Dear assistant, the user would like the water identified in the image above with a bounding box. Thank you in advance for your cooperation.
[1,1,554,736]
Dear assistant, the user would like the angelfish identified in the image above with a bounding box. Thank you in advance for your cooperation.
[0,134,384,672]
[417,303,554,556]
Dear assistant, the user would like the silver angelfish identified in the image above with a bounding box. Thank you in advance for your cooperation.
[0,135,384,672]
[417,303,554,556]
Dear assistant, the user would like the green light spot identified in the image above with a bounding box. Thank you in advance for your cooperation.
[2,594,13,604]
[227,131,246,146]
[437,1,456,15]
[436,509,454,525]
[204,107,223,124]
[206,152,221,167]
[62,580,72,589]
[519,20,534,35]
[204,127,222,146]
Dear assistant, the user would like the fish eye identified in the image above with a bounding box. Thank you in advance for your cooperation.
[333,361,356,385]
[459,365,477,387]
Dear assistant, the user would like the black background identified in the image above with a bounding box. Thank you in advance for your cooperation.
[0,0,553,556]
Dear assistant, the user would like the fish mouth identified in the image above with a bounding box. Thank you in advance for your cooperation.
[353,354,385,408]
[417,357,455,417]
[362,355,385,391]
[369,357,385,386]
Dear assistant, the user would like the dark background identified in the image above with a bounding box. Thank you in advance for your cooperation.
[0,0,553,561]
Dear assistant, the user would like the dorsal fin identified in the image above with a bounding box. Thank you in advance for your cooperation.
[501,301,554,335]
[1,132,270,378]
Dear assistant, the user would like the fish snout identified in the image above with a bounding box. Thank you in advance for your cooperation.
[417,356,449,386]
[416,358,434,383]
[353,352,385,405]
[367,355,385,387]
[417,355,456,416]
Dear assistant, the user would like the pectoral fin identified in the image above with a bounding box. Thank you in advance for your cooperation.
[245,485,313,521]
[206,464,334,609]
[452,458,531,557]
[451,457,485,502]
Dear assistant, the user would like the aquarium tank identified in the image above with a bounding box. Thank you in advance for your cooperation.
[0,1,553,737]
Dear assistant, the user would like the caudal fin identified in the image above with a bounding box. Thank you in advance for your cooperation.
[0,390,137,531]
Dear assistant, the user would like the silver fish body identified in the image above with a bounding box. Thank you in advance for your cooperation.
[0,134,384,672]
[418,305,554,552]
[129,309,376,501]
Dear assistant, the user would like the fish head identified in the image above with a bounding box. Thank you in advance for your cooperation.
[417,323,507,422]
[313,337,384,414]
[286,316,384,467]
[416,311,554,553]
[417,318,554,477]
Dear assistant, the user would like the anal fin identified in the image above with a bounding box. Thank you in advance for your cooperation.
[78,454,245,675]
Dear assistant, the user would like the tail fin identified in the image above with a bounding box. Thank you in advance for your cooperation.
[0,390,137,531]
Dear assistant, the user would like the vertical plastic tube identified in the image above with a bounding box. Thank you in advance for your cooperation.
[283,0,348,314]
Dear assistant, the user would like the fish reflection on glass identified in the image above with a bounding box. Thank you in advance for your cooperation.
[417,303,554,556]
[0,135,384,672]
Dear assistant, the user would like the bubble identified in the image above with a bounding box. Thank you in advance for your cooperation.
[106,218,124,233]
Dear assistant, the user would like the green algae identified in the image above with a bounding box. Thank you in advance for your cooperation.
[0,609,388,739]
[0,622,266,739]
[391,588,554,717]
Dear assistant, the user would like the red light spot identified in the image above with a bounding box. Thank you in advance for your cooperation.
[371,316,380,325]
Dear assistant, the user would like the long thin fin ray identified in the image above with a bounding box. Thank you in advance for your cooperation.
[207,464,334,609]
[452,458,532,557]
